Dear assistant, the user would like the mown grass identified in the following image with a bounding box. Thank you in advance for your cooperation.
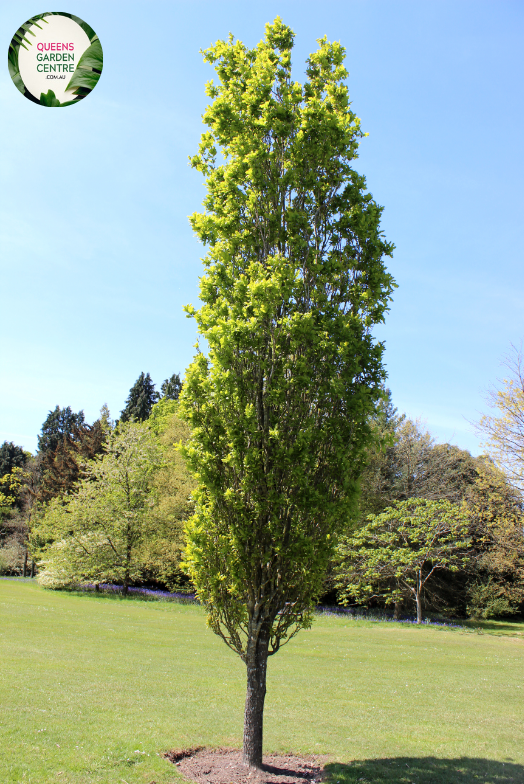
[0,580,523,784]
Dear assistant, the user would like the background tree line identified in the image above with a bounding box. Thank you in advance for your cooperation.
[1,365,523,621]
[333,388,524,620]
[0,371,187,585]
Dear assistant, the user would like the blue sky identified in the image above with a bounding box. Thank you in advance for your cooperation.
[1,0,523,455]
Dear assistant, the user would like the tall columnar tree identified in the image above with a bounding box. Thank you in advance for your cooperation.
[179,19,395,769]
[120,372,159,423]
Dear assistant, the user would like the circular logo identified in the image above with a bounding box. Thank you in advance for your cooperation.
[8,12,103,107]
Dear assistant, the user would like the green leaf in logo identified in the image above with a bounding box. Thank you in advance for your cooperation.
[65,39,103,98]
[39,90,61,107]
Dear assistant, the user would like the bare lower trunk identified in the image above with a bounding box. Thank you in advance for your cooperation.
[30,560,35,578]
[393,601,401,620]
[242,627,269,770]
[23,551,28,578]
[416,592,422,624]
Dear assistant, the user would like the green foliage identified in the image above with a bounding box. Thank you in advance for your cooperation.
[180,15,394,657]
[160,372,183,401]
[141,405,197,590]
[65,38,103,99]
[37,406,85,455]
[120,372,159,423]
[39,90,61,107]
[8,13,50,97]
[463,459,524,617]
[0,441,28,477]
[180,17,394,764]
[467,577,517,619]
[33,409,195,592]
[99,403,114,433]
[34,421,161,591]
[35,421,106,504]
[0,442,29,510]
[476,345,524,492]
[148,397,179,433]
[336,498,470,622]
[359,416,480,520]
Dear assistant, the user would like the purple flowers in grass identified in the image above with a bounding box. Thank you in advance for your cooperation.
[80,583,198,603]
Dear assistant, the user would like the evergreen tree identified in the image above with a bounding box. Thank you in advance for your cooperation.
[160,373,183,401]
[0,441,28,478]
[36,421,106,503]
[99,403,114,432]
[0,443,29,508]
[120,372,159,422]
[37,406,85,455]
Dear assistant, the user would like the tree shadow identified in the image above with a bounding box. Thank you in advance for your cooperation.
[463,619,524,634]
[323,756,523,784]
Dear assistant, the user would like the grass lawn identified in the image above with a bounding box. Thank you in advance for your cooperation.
[0,580,523,784]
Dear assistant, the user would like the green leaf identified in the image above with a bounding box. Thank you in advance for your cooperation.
[7,45,25,95]
[39,90,61,107]
[65,40,103,96]
[74,39,103,72]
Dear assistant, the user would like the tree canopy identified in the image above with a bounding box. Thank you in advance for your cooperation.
[120,372,159,423]
[179,17,395,769]
[34,421,161,593]
[37,406,85,454]
[160,373,183,401]
[476,345,524,492]
[336,498,470,623]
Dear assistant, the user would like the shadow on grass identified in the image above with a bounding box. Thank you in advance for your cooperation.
[463,620,524,635]
[324,756,523,783]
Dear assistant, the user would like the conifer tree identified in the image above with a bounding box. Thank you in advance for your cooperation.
[120,372,159,422]
[160,373,183,401]
[37,406,85,454]
[36,422,106,503]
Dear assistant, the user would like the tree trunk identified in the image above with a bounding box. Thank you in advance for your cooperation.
[393,601,401,620]
[416,592,422,624]
[23,550,28,578]
[30,560,35,578]
[242,627,269,770]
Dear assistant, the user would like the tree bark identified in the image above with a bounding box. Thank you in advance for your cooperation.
[23,550,28,578]
[393,601,401,620]
[416,592,422,624]
[242,627,269,770]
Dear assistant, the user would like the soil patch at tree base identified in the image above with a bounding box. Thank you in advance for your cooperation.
[164,747,328,784]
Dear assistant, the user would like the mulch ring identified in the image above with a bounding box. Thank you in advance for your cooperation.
[163,746,329,784]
